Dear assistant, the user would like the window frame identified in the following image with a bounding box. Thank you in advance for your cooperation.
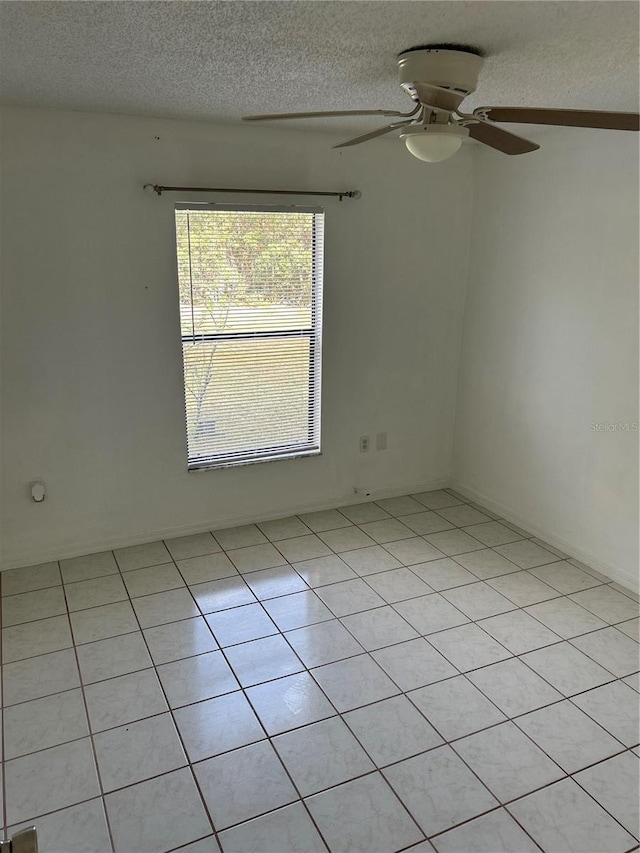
[175,202,324,471]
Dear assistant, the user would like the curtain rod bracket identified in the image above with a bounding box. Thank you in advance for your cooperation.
[144,184,360,200]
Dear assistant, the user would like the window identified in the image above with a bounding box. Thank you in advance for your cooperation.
[175,203,324,469]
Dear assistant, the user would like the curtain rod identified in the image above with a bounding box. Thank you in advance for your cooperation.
[144,184,361,201]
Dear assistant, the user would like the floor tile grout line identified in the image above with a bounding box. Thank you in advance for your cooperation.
[468,582,634,650]
[0,540,622,627]
[165,832,218,853]
[440,740,636,848]
[114,548,356,850]
[3,713,169,764]
[566,558,620,586]
[399,598,639,742]
[420,607,630,709]
[273,687,437,853]
[154,564,338,852]
[570,765,640,845]
[386,591,504,636]
[565,630,640,670]
[452,699,629,795]
[223,568,620,853]
[427,804,546,853]
[1,568,7,841]
[564,590,640,625]
[372,633,593,822]
[3,571,636,675]
[503,786,639,852]
[477,664,636,750]
[395,842,438,853]
[52,583,117,853]
[4,634,634,736]
[116,539,486,848]
[3,793,119,839]
[564,679,640,743]
[429,803,546,852]
[1,498,638,849]
[1,652,640,832]
[3,566,637,692]
[257,514,317,542]
[608,585,640,604]
[427,650,640,846]
[108,557,224,852]
[1,580,65,599]
[8,646,637,765]
[35,564,195,840]
[483,573,566,606]
[1,662,156,710]
[518,619,638,680]
[5,702,638,847]
[475,620,566,654]
[10,676,640,772]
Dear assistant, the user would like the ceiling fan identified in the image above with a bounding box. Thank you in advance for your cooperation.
[243,45,640,163]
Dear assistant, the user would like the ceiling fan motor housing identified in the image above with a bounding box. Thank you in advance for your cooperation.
[397,48,484,103]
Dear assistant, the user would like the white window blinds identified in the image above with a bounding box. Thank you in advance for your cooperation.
[175,203,324,469]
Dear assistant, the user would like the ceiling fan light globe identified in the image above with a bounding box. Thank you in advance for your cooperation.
[401,125,468,162]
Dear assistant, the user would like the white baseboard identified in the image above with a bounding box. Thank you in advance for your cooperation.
[8,476,636,595]
[451,479,640,594]
[1,476,450,571]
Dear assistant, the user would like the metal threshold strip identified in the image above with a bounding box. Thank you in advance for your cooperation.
[0,827,38,852]
[144,184,361,201]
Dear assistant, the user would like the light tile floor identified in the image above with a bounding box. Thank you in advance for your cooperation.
[1,489,639,853]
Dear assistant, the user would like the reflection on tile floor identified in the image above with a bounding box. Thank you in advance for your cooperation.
[1,489,639,852]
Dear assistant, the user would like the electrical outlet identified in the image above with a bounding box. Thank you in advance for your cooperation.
[359,435,370,452]
[376,432,387,451]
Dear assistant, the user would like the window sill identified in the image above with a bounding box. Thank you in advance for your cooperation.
[188,448,322,472]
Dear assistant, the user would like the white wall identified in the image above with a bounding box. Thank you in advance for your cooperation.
[0,106,474,568]
[453,129,639,589]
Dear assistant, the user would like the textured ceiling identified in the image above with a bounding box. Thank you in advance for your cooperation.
[1,1,638,135]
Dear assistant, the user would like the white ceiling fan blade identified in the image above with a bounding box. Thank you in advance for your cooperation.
[243,106,419,122]
[333,120,414,149]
